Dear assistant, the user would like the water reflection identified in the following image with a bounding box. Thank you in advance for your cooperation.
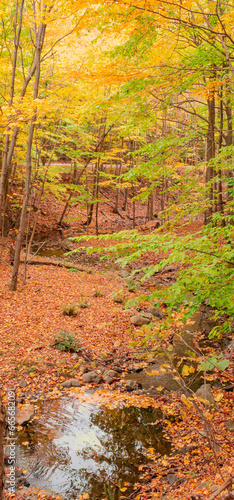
[17,395,171,499]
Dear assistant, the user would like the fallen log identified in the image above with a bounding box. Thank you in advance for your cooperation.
[20,258,84,272]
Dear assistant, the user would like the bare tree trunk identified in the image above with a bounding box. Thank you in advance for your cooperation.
[225,76,233,204]
[10,23,46,291]
[27,122,61,257]
[58,124,114,226]
[122,188,128,211]
[205,83,216,224]
[113,164,122,214]
[0,0,25,232]
[217,87,224,217]
[95,160,100,236]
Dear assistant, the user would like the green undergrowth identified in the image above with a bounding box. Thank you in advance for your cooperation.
[69,214,234,338]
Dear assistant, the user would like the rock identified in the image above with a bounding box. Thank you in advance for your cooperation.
[79,365,88,374]
[195,481,212,491]
[126,380,142,392]
[147,306,163,319]
[17,486,64,500]
[60,378,80,388]
[126,380,135,391]
[16,476,30,488]
[104,376,115,384]
[97,365,106,374]
[15,405,34,426]
[71,353,79,360]
[126,362,180,392]
[16,487,38,500]
[173,331,196,357]
[41,488,64,498]
[18,380,27,388]
[119,269,130,278]
[162,265,176,273]
[103,369,118,383]
[166,473,179,485]
[17,392,24,404]
[83,371,102,384]
[195,384,215,405]
[124,276,134,284]
[103,369,118,378]
[132,365,143,373]
[225,419,234,432]
[130,312,153,326]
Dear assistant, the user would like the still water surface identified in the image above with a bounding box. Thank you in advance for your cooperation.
[17,395,171,499]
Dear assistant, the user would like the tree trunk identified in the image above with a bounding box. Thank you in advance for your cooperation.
[224,75,233,204]
[113,164,122,214]
[205,83,216,224]
[10,23,46,291]
[217,87,224,217]
[0,0,25,232]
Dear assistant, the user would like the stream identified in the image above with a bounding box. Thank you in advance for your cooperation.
[16,394,171,499]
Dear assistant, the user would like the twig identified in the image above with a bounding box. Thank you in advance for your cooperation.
[184,247,234,266]
[207,476,233,500]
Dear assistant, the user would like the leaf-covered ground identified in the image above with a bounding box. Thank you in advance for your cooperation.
[0,197,233,500]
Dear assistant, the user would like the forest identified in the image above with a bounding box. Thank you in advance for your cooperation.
[0,0,233,499]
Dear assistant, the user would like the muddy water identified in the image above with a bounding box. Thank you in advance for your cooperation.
[17,395,171,499]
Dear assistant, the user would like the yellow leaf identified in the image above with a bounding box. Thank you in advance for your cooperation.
[181,394,192,407]
[156,385,164,391]
[146,369,159,375]
[182,364,195,376]
[214,392,224,402]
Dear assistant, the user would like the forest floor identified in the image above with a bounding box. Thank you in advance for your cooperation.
[0,192,233,500]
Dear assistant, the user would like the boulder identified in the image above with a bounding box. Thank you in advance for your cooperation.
[119,269,130,278]
[60,378,80,388]
[15,404,34,426]
[130,312,153,326]
[147,306,163,319]
[16,487,38,500]
[97,366,106,374]
[103,370,118,383]
[126,380,142,392]
[79,365,88,374]
[18,380,27,388]
[83,371,102,384]
[225,419,234,432]
[195,384,215,405]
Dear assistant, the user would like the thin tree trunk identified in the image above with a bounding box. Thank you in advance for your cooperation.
[205,81,216,224]
[27,122,62,257]
[10,23,46,291]
[58,124,114,226]
[217,87,224,217]
[95,160,100,236]
[122,188,128,211]
[0,0,25,230]
[113,163,122,213]
[225,75,233,204]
